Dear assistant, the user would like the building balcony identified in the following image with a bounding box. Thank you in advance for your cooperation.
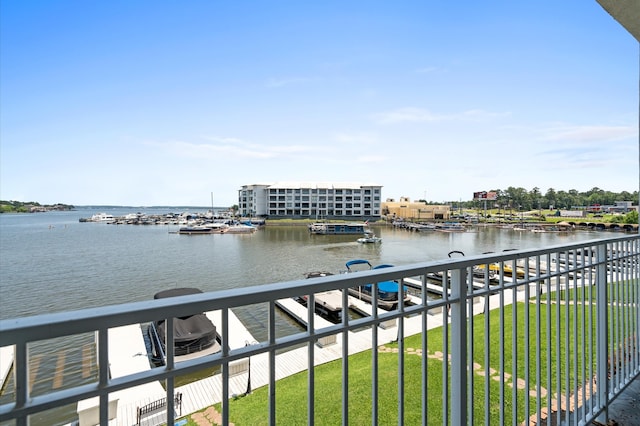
[0,234,639,425]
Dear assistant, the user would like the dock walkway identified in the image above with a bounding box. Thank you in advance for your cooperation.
[0,345,14,391]
[3,289,529,425]
[275,298,335,329]
[77,324,165,426]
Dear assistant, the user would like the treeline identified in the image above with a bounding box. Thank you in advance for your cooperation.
[0,200,75,213]
[428,187,638,211]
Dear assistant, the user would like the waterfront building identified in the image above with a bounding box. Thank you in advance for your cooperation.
[238,182,382,220]
[382,196,451,221]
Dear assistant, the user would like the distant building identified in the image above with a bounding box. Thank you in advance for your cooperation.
[558,210,587,218]
[382,197,451,221]
[238,182,383,220]
[586,201,636,214]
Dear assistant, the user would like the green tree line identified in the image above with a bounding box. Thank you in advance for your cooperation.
[0,200,75,213]
[428,187,637,211]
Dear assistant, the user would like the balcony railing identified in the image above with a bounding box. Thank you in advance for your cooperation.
[1,234,639,425]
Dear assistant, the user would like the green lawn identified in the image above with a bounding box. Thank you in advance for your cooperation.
[182,300,616,425]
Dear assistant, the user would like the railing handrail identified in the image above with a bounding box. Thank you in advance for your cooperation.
[1,233,638,425]
[1,234,635,346]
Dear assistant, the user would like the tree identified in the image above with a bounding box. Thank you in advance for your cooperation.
[530,187,542,210]
[544,188,557,209]
[624,210,638,224]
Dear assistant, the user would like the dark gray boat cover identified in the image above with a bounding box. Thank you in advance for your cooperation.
[153,288,216,343]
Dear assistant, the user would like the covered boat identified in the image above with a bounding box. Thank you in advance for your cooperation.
[148,288,221,364]
[344,260,410,310]
[296,272,343,323]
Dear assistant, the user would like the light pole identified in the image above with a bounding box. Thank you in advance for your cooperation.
[245,340,257,395]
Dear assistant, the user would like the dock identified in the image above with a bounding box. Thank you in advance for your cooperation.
[77,324,165,425]
[275,298,335,329]
[7,293,501,425]
[0,345,14,391]
[404,277,452,296]
[77,308,258,426]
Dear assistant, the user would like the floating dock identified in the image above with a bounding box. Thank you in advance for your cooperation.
[308,222,368,235]
[76,324,165,425]
[0,345,14,391]
[6,291,517,425]
[77,308,258,426]
[276,298,335,329]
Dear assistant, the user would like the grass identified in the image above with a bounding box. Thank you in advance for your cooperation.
[176,297,615,425]
[179,271,640,425]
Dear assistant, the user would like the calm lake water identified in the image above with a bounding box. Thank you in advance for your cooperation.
[0,207,601,323]
[0,207,602,425]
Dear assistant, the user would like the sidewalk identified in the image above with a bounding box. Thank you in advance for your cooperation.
[608,374,640,426]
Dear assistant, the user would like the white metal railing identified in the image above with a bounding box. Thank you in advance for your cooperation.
[0,234,639,425]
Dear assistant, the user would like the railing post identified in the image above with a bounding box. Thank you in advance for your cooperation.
[14,342,27,426]
[222,307,231,426]
[596,242,609,424]
[450,267,468,426]
[166,317,176,426]
[98,328,109,426]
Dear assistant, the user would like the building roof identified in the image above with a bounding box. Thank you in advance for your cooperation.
[244,182,382,189]
[597,0,640,42]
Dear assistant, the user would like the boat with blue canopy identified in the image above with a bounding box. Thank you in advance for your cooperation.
[344,259,410,310]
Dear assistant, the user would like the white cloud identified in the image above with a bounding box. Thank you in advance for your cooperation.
[145,137,315,160]
[543,124,637,143]
[373,107,510,124]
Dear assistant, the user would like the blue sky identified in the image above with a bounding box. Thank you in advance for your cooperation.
[1,1,637,207]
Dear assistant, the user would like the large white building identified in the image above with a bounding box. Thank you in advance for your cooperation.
[238,182,383,220]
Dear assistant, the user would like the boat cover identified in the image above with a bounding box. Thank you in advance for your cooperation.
[345,259,372,271]
[153,288,217,343]
[154,287,203,299]
[364,281,400,293]
[157,314,216,343]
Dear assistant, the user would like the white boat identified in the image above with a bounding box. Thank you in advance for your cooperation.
[89,213,115,223]
[357,231,382,243]
[224,223,257,233]
[203,222,230,233]
[436,222,466,232]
